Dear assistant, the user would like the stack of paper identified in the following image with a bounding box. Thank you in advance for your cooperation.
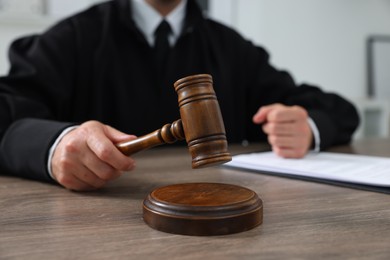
[226,152,390,188]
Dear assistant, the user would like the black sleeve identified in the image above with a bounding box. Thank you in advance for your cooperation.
[243,45,360,149]
[0,119,74,182]
[0,19,77,182]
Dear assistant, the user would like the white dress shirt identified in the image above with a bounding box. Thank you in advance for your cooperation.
[131,0,187,47]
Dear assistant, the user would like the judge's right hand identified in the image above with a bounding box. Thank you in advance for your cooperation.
[51,120,136,191]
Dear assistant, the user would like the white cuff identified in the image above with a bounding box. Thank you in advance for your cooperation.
[307,117,320,152]
[47,126,78,180]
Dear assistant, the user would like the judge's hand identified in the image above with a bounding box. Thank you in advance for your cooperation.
[51,120,136,191]
[252,103,313,158]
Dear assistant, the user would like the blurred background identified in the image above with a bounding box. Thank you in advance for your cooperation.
[1,0,390,140]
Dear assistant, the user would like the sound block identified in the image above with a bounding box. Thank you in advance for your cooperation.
[143,182,263,236]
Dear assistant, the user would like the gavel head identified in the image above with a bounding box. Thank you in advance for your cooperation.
[174,74,232,168]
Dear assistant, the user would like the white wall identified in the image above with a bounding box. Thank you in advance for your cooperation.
[209,0,390,100]
[0,0,104,75]
[209,0,390,139]
[0,22,48,75]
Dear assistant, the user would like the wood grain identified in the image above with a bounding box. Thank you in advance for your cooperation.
[143,182,263,236]
[116,74,232,168]
[1,140,390,259]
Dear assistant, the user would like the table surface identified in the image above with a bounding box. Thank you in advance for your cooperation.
[1,139,390,259]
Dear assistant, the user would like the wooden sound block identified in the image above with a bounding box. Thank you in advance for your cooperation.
[143,182,263,236]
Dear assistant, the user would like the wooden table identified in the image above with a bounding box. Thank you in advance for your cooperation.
[1,139,390,259]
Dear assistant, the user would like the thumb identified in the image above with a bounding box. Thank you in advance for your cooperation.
[253,103,284,124]
[103,125,137,143]
[252,105,273,124]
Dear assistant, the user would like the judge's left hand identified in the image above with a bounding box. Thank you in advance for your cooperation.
[252,103,313,158]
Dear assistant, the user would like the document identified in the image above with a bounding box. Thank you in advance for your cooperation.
[226,152,390,187]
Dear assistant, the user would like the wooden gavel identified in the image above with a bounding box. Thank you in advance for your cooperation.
[116,74,232,168]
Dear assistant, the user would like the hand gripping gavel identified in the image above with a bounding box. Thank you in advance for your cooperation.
[116,74,232,168]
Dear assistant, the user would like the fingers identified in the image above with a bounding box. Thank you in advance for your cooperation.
[253,104,313,158]
[266,126,312,158]
[252,104,281,124]
[267,135,310,158]
[85,126,135,171]
[81,147,124,181]
[51,120,136,191]
[262,117,310,136]
[253,103,308,124]
[53,146,124,191]
[54,160,107,191]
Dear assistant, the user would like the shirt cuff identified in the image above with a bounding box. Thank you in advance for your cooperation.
[47,126,78,180]
[307,117,320,152]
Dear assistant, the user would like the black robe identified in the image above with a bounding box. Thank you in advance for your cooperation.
[0,0,359,182]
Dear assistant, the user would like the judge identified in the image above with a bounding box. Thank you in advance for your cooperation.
[0,0,359,191]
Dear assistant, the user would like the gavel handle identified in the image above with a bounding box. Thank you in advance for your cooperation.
[116,119,185,156]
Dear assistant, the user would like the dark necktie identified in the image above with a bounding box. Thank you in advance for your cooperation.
[154,20,171,82]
